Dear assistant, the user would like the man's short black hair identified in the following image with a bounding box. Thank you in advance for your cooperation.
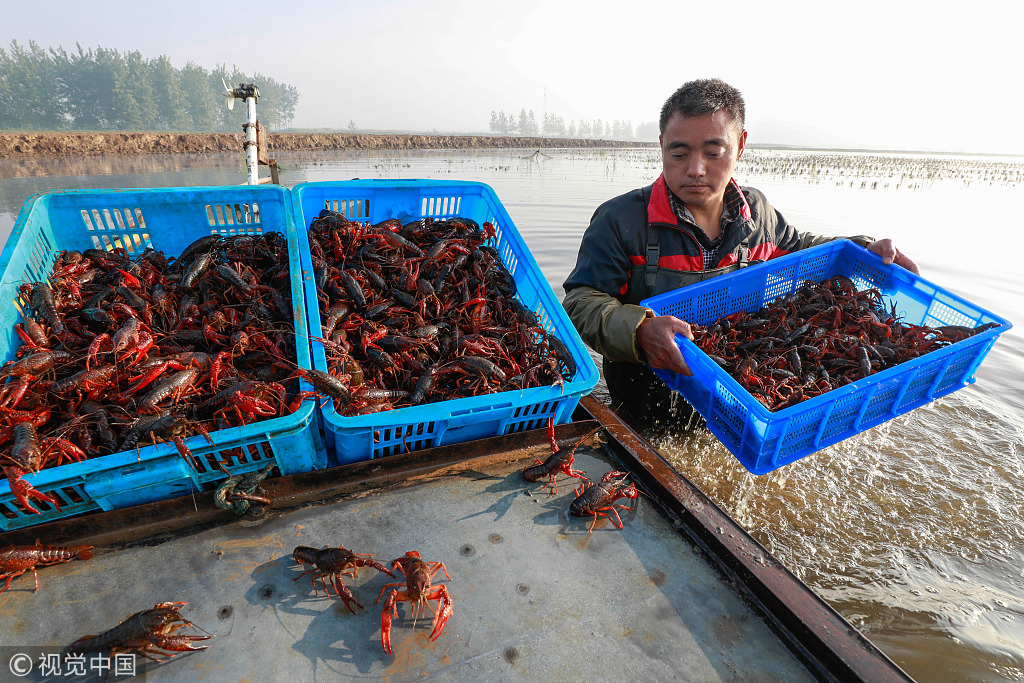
[659,79,746,135]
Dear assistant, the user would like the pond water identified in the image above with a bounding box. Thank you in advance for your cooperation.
[1,147,1022,682]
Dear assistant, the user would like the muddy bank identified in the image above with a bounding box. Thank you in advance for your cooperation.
[0,132,653,159]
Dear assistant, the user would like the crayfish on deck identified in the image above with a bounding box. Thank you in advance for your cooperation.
[377,550,453,654]
[292,544,395,613]
[0,540,93,593]
[570,470,640,533]
[522,418,603,496]
[70,600,211,663]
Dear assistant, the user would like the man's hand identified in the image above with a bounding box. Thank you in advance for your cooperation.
[866,238,919,275]
[636,315,693,376]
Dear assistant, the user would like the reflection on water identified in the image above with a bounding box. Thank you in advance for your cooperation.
[1,147,1022,682]
[0,152,244,180]
[0,153,246,230]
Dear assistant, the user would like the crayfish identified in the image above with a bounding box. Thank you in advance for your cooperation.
[570,470,640,533]
[291,544,394,613]
[0,234,304,515]
[522,419,603,496]
[0,540,93,593]
[2,418,84,514]
[304,210,578,418]
[70,600,211,663]
[376,551,453,654]
[690,277,1002,411]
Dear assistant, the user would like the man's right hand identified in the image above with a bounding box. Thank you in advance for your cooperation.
[636,314,694,376]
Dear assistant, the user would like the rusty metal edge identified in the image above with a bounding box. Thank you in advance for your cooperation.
[0,420,599,550]
[576,395,914,683]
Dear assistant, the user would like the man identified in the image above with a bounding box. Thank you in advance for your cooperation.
[562,78,918,429]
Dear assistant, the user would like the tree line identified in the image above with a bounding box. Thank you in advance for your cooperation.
[0,41,299,132]
[490,109,659,141]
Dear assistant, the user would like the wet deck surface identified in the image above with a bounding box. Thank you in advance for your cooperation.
[0,444,815,682]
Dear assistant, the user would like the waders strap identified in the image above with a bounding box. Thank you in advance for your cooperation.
[645,225,660,286]
[738,232,751,268]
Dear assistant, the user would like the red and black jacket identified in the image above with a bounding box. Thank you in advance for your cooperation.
[563,174,830,306]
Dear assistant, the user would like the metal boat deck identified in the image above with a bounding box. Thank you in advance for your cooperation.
[0,397,912,682]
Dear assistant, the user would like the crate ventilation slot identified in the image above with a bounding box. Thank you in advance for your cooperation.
[206,203,262,231]
[421,196,461,217]
[80,208,152,253]
[325,198,369,219]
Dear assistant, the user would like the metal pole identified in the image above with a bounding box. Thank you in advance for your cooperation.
[244,96,259,185]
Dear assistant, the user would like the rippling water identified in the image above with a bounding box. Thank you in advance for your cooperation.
[1,147,1021,682]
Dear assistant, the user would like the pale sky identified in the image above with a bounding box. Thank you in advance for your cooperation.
[2,0,1021,154]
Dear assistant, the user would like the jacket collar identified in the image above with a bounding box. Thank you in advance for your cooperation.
[648,173,751,225]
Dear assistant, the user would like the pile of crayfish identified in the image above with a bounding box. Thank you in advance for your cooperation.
[305,210,576,415]
[691,276,999,411]
[0,232,304,514]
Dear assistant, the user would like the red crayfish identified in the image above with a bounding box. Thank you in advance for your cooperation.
[70,600,211,663]
[376,550,453,654]
[291,544,395,613]
[0,234,305,514]
[570,470,640,533]
[0,540,93,593]
[691,276,1002,411]
[305,210,575,418]
[522,419,602,496]
[2,418,84,515]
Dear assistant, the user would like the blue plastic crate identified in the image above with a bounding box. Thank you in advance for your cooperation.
[641,239,1011,475]
[0,186,325,530]
[291,179,599,465]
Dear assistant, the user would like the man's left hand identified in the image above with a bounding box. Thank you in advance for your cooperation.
[866,238,919,275]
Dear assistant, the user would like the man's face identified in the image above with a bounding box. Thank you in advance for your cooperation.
[660,110,746,212]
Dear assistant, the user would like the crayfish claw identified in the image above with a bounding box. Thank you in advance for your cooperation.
[334,578,363,613]
[7,473,61,514]
[428,586,453,642]
[381,594,398,654]
[151,633,212,654]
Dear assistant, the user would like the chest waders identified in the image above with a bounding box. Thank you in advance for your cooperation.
[606,200,756,430]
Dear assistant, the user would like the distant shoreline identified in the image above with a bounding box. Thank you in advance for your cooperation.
[0,132,657,158]
[1,132,1016,161]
